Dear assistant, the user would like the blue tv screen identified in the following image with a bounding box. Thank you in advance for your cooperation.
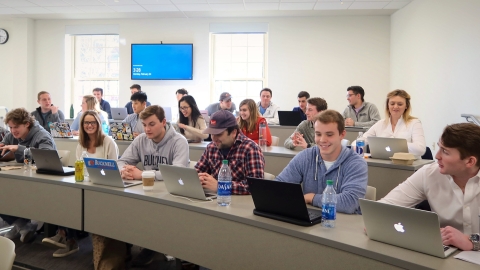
[131,44,193,80]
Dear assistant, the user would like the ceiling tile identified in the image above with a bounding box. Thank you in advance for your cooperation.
[99,0,138,5]
[134,0,171,4]
[244,0,279,2]
[349,1,389,9]
[141,4,178,11]
[76,5,116,12]
[314,1,352,10]
[46,6,84,13]
[383,1,410,9]
[109,5,147,12]
[63,0,105,6]
[209,3,244,11]
[27,0,71,7]
[280,0,315,2]
[0,0,37,7]
[15,6,52,13]
[208,0,242,3]
[0,7,24,14]
[171,0,208,4]
[175,3,211,11]
[245,3,278,10]
[354,0,389,1]
[279,2,314,10]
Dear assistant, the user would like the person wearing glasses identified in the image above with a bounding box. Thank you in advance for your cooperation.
[205,92,236,116]
[122,92,148,138]
[176,95,208,142]
[342,86,380,129]
[71,95,109,136]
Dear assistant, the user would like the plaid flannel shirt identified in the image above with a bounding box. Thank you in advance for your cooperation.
[195,132,265,195]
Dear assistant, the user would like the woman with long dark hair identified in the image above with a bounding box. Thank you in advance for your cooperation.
[177,95,208,142]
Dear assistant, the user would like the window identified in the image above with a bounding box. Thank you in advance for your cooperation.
[211,33,267,104]
[72,35,120,112]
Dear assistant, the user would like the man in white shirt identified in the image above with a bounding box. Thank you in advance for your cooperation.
[257,88,280,125]
[379,123,480,251]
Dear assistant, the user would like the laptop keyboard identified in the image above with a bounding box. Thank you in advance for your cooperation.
[308,211,322,220]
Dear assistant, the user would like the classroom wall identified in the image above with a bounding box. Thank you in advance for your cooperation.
[0,15,390,121]
[390,0,480,152]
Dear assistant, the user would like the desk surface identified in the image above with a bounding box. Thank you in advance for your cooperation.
[0,170,476,270]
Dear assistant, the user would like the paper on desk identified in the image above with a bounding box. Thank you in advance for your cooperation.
[455,251,480,265]
[0,166,22,171]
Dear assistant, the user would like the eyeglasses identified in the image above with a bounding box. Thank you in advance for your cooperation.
[83,121,98,126]
[180,106,191,111]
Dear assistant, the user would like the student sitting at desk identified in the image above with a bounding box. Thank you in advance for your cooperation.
[195,110,265,195]
[292,91,310,121]
[0,108,57,243]
[276,110,368,213]
[175,95,208,142]
[238,99,272,146]
[379,123,480,251]
[31,91,65,133]
[122,91,148,138]
[257,88,280,125]
[284,97,327,150]
[71,95,109,136]
[354,89,426,158]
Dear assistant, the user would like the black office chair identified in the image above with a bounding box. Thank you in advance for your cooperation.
[415,147,433,211]
[421,147,433,160]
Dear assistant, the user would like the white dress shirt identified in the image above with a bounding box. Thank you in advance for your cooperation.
[379,163,480,235]
[363,117,426,158]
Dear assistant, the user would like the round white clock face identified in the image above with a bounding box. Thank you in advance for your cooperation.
[0,29,9,44]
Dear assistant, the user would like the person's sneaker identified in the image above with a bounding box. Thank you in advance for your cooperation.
[42,233,67,249]
[53,240,79,258]
[131,248,156,267]
[19,223,37,243]
[3,226,19,240]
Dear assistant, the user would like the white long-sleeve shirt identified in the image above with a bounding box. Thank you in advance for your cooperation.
[362,117,426,158]
[379,163,480,235]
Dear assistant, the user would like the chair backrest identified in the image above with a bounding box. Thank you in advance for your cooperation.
[57,150,71,167]
[271,136,280,146]
[421,147,433,160]
[0,236,15,270]
[264,172,276,180]
[365,186,376,201]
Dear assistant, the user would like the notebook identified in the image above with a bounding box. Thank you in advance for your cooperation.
[109,122,134,141]
[158,164,216,201]
[359,199,457,258]
[278,111,303,126]
[48,122,73,138]
[84,157,141,188]
[246,177,323,226]
[368,137,409,160]
[111,107,128,120]
[31,149,75,176]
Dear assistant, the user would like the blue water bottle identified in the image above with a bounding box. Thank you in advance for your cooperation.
[356,132,365,156]
[101,120,109,135]
[322,180,337,228]
[217,160,232,206]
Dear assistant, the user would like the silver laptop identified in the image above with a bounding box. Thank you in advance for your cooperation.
[163,107,172,122]
[159,164,216,201]
[368,137,409,159]
[31,149,75,176]
[84,157,141,188]
[111,107,128,120]
[359,199,457,258]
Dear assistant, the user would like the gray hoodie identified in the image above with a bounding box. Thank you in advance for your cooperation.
[1,121,56,163]
[117,123,189,180]
[342,101,381,129]
[31,107,65,132]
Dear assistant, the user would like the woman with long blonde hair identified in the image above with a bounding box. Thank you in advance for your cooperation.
[71,94,109,135]
[238,99,272,146]
[360,89,426,157]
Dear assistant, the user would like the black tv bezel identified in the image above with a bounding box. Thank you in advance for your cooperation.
[131,43,193,81]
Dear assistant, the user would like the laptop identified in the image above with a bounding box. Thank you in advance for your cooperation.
[368,137,409,159]
[109,122,134,141]
[84,157,142,188]
[31,149,75,176]
[48,122,73,138]
[278,111,303,126]
[200,110,210,126]
[246,177,323,226]
[359,199,457,258]
[111,107,128,120]
[158,164,216,201]
[164,107,172,122]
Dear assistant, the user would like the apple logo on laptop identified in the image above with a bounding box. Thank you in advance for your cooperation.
[385,146,391,152]
[100,169,105,176]
[178,178,184,185]
[394,222,405,233]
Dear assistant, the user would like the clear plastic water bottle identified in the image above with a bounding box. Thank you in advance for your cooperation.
[101,120,109,135]
[81,151,89,178]
[23,147,32,171]
[259,121,267,151]
[217,160,232,206]
[322,179,337,228]
[356,132,365,156]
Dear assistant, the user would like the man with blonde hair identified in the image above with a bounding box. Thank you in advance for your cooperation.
[31,91,65,132]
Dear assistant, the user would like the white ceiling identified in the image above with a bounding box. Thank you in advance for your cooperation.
[0,0,412,19]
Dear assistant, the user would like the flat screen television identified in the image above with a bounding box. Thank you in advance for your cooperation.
[131,43,193,80]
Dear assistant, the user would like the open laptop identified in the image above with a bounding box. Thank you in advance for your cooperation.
[109,122,134,141]
[48,122,73,138]
[84,157,141,188]
[163,107,172,122]
[111,107,128,120]
[368,137,409,159]
[246,177,323,226]
[158,164,216,201]
[278,111,303,126]
[31,149,75,176]
[359,199,457,258]
[200,110,210,126]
